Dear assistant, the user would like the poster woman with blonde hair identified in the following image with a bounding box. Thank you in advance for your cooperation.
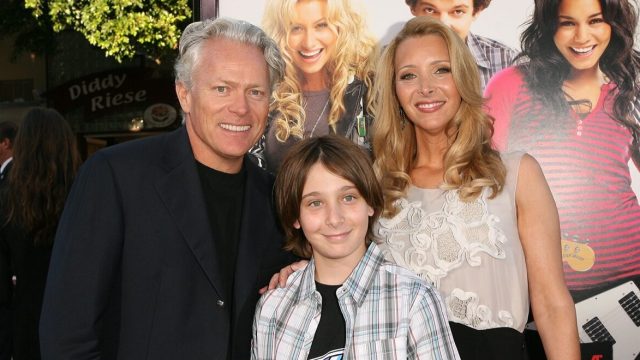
[250,0,377,172]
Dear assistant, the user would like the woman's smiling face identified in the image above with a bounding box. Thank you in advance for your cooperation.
[286,0,338,79]
[394,34,461,137]
[553,0,611,73]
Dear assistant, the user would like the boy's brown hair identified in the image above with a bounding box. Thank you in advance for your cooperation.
[274,135,384,258]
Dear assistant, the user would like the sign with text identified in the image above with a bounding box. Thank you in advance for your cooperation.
[44,68,179,133]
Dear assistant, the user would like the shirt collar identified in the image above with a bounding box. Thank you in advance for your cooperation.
[0,157,12,173]
[466,32,490,69]
[296,242,385,307]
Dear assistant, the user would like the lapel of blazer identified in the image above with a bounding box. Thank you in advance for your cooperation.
[154,127,226,300]
[233,158,273,312]
[0,160,12,181]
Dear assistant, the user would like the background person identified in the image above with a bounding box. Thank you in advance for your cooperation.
[0,107,80,360]
[0,121,17,187]
[405,0,517,90]
[252,135,460,360]
[371,16,579,359]
[250,0,378,172]
[39,18,291,360]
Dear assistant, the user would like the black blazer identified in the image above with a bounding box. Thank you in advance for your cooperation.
[40,127,290,359]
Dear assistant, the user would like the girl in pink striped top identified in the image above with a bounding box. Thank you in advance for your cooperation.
[485,0,640,296]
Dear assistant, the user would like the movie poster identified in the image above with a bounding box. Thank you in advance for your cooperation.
[219,0,639,184]
[220,1,640,357]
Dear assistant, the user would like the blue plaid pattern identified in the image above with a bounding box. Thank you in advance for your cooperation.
[467,32,518,91]
[251,244,460,360]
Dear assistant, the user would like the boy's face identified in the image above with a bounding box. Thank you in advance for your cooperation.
[294,163,373,269]
[410,0,479,41]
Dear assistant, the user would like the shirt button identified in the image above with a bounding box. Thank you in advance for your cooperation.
[217,300,224,307]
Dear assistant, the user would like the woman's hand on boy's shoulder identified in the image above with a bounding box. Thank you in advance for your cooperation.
[259,260,309,295]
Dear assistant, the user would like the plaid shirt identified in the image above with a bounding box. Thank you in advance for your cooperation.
[467,32,517,91]
[251,244,460,360]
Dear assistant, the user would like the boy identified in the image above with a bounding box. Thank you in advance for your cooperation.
[251,136,460,360]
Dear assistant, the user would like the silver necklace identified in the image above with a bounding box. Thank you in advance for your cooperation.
[308,99,330,138]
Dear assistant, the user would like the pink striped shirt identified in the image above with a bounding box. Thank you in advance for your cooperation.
[484,67,640,290]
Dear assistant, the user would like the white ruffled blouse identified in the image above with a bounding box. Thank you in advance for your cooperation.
[374,152,529,332]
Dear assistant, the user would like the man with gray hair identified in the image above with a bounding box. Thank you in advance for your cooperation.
[40,17,291,360]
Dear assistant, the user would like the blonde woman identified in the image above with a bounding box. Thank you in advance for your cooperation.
[250,0,377,172]
[371,17,579,359]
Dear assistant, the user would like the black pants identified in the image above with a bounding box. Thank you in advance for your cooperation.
[450,322,527,360]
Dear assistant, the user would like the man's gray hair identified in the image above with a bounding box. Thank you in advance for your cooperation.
[174,17,285,94]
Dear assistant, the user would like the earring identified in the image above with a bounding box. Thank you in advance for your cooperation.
[399,107,407,130]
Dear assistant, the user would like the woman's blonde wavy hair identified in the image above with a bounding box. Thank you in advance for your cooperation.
[372,16,506,217]
[262,0,377,142]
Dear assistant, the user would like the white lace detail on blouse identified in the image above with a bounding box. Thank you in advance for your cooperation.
[377,189,507,286]
[446,288,514,329]
[376,189,515,328]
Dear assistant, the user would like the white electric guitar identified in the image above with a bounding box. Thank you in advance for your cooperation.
[575,281,640,360]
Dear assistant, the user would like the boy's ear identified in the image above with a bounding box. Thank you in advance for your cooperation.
[367,206,374,217]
